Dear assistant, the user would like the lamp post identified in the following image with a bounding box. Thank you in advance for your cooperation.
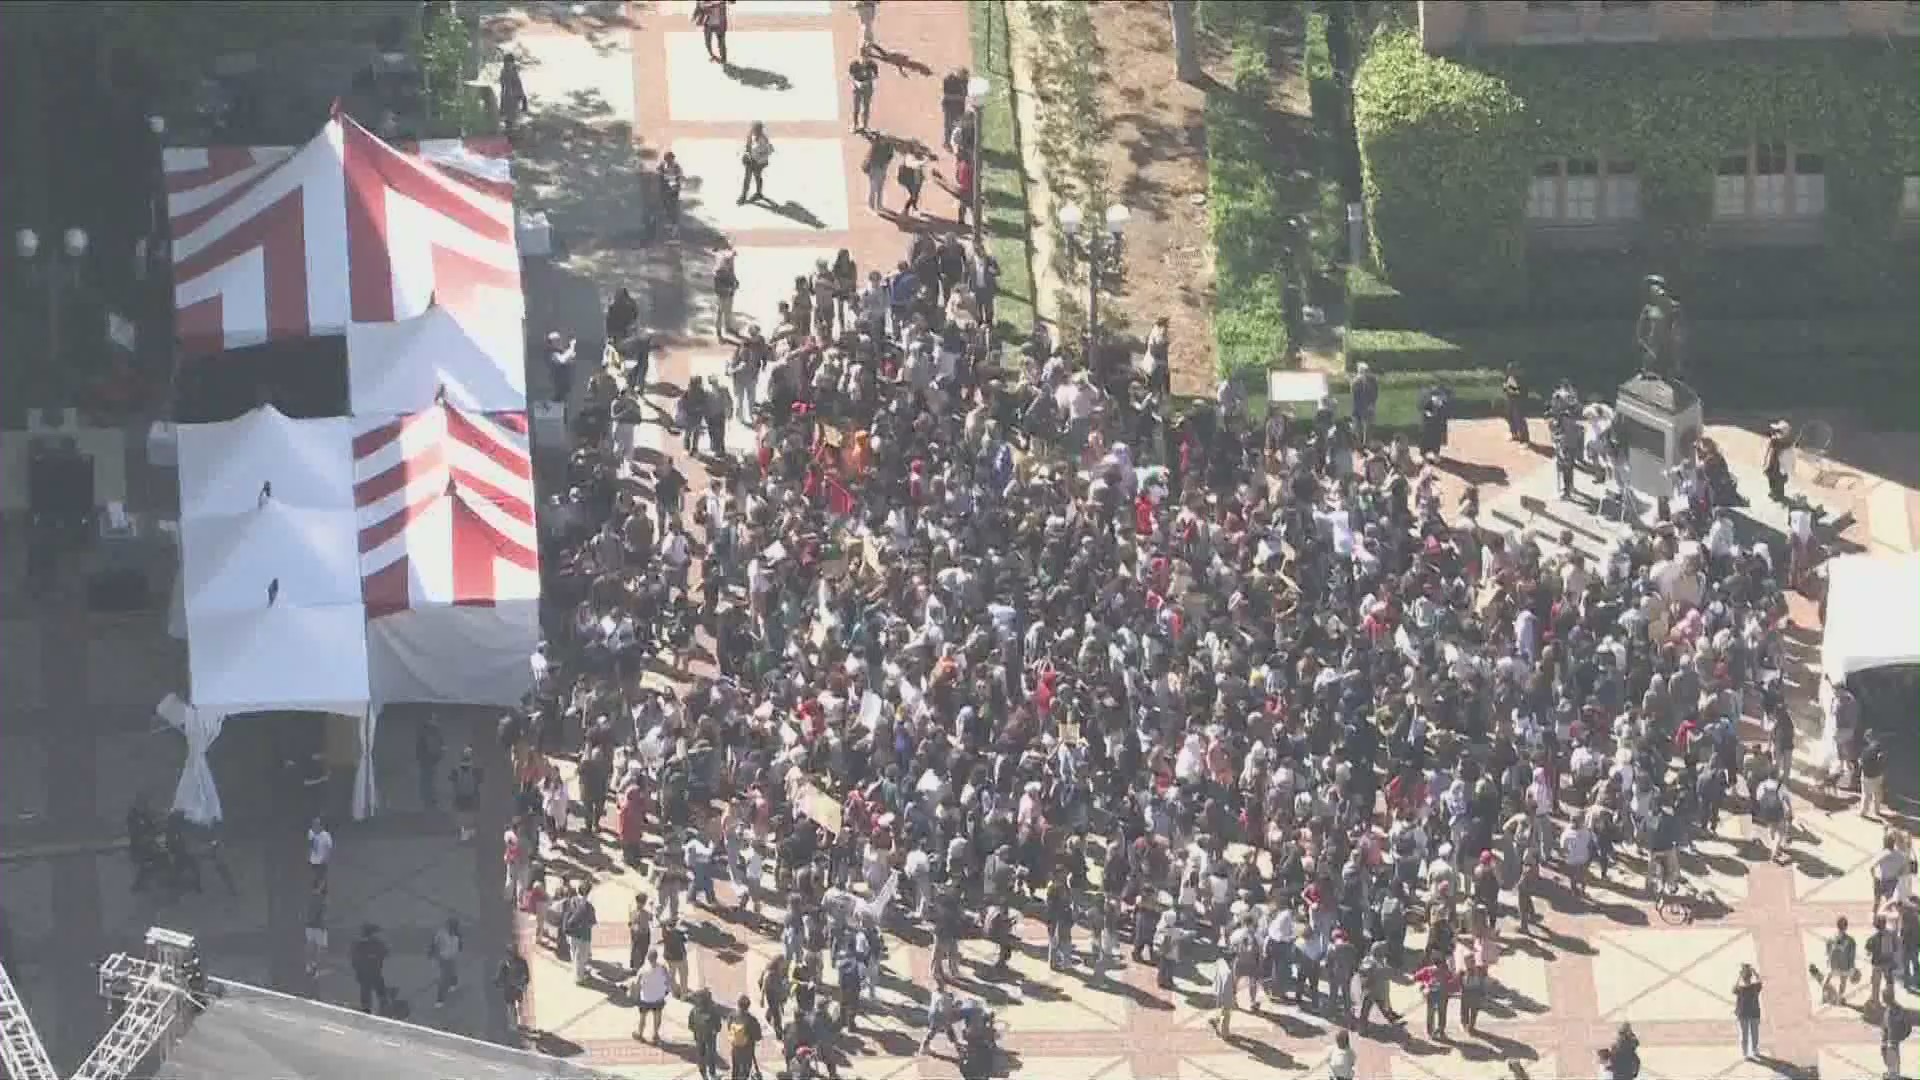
[1057,202,1129,366]
[15,226,89,368]
[965,75,990,250]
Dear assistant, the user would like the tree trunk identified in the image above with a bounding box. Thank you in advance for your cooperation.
[1169,0,1203,85]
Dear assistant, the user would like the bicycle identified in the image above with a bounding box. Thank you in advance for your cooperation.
[1656,877,1713,926]
[1793,418,1835,488]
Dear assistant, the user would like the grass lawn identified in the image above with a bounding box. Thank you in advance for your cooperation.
[966,0,1036,346]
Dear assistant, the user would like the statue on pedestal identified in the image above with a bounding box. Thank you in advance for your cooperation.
[1634,274,1689,381]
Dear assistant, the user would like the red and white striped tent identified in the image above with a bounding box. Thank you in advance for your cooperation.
[161,115,538,821]
[165,112,525,411]
[352,401,540,707]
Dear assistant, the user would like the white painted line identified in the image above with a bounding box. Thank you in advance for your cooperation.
[317,1023,348,1035]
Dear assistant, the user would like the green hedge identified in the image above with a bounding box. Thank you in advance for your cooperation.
[1346,317,1920,407]
[1209,24,1300,382]
[1353,31,1920,319]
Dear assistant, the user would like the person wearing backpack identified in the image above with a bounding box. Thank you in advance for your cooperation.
[1883,988,1913,1080]
[564,885,598,985]
[1870,915,1899,1006]
[834,946,864,1031]
[663,915,691,997]
[760,954,790,1041]
[688,989,725,1080]
[1823,915,1859,1005]
[728,996,763,1080]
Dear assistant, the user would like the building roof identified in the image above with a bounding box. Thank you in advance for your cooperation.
[152,979,607,1080]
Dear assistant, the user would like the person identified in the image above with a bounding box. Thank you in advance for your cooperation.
[1503,363,1529,443]
[727,995,763,1080]
[658,152,685,235]
[761,952,790,1042]
[626,948,668,1043]
[939,68,969,151]
[714,251,740,341]
[898,158,926,218]
[739,122,773,205]
[921,981,962,1054]
[1351,362,1378,445]
[545,331,577,405]
[1862,732,1888,819]
[689,989,725,1080]
[1554,405,1580,501]
[303,882,328,977]
[1414,953,1456,1039]
[853,0,879,52]
[861,137,894,215]
[565,883,598,985]
[350,923,391,1014]
[449,747,482,842]
[496,947,531,1030]
[430,916,463,1008]
[414,716,444,809]
[849,52,878,134]
[1324,1030,1357,1080]
[307,817,333,889]
[1870,914,1899,1006]
[1883,988,1912,1080]
[1459,960,1489,1034]
[1610,1022,1642,1080]
[1733,962,1763,1060]
[663,915,691,996]
[498,54,528,133]
[693,0,730,65]
[1763,419,1792,503]
[1824,915,1859,1005]
[1207,952,1235,1037]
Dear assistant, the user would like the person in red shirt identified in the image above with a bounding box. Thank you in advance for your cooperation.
[953,157,975,227]
[1413,953,1459,1039]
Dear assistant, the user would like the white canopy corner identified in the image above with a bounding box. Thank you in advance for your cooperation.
[347,305,527,415]
[177,407,357,518]
[187,604,371,718]
[1820,553,1920,684]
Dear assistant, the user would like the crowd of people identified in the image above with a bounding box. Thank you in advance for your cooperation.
[489,13,1917,1080]
[503,206,1920,1077]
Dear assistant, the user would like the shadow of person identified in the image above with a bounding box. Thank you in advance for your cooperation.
[721,63,792,91]
[761,200,829,229]
[867,45,932,77]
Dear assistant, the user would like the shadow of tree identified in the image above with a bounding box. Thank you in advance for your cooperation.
[478,1,638,59]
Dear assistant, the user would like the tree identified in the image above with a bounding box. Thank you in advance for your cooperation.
[1169,0,1203,85]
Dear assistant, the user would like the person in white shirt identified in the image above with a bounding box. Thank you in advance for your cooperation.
[1514,608,1539,663]
[308,818,333,888]
[1562,820,1595,900]
[631,950,672,1043]
[1324,1030,1357,1080]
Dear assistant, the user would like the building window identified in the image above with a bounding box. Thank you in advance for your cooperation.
[1714,0,1778,35]
[1524,0,1581,36]
[1528,156,1638,224]
[1901,175,1919,218]
[1787,0,1845,33]
[1715,141,1825,219]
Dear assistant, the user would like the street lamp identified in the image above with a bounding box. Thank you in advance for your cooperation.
[15,225,90,367]
[1057,201,1129,366]
[965,75,990,250]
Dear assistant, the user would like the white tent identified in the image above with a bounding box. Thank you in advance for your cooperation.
[186,605,370,718]
[1821,553,1920,683]
[181,500,362,616]
[367,600,541,708]
[177,407,356,518]
[347,305,527,415]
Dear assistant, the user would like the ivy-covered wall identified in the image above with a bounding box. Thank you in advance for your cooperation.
[1354,31,1920,319]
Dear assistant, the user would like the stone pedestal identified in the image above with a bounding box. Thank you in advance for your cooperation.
[1614,373,1702,500]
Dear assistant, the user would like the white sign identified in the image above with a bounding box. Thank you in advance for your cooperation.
[1267,370,1329,406]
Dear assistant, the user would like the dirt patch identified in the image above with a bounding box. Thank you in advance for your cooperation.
[1085,2,1215,398]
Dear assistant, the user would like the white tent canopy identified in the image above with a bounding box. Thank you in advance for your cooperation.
[177,407,356,517]
[186,605,371,718]
[1821,553,1920,683]
[347,305,527,415]
[181,501,362,616]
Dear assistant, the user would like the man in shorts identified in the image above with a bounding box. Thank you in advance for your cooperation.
[633,948,672,1043]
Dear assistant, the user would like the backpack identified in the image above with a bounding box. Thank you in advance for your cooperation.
[1755,787,1782,824]
[1828,934,1857,971]
[728,1018,754,1050]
